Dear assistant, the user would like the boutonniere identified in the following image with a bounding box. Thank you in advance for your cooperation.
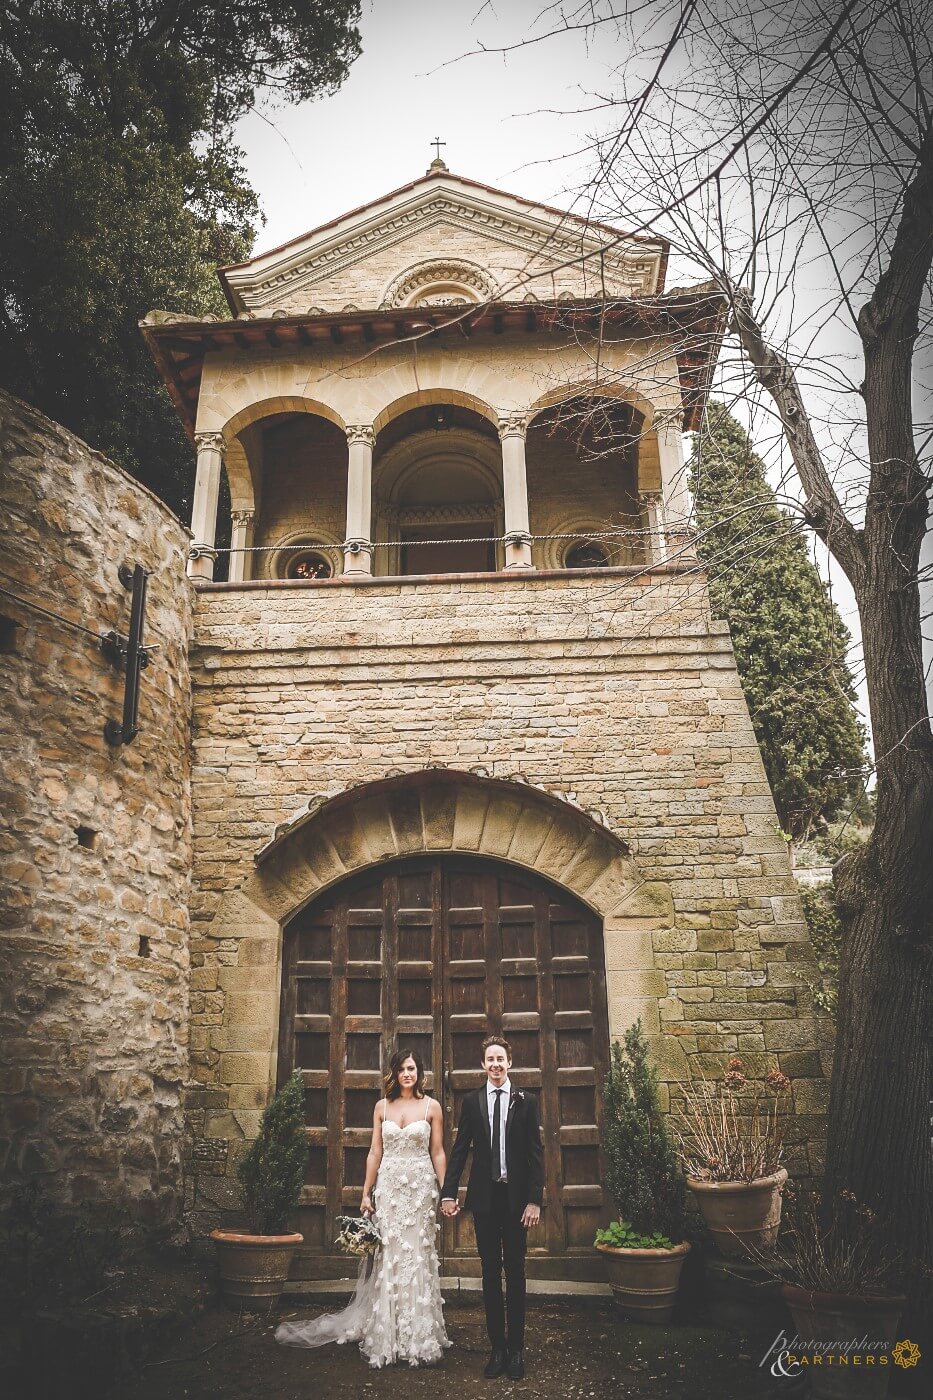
[509,1089,523,1105]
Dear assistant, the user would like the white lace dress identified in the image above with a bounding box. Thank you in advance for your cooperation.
[275,1098,450,1369]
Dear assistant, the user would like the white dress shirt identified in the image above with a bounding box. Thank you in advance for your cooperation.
[486,1077,511,1182]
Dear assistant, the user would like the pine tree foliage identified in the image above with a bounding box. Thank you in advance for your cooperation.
[237,1070,309,1235]
[601,1021,687,1243]
[689,403,867,834]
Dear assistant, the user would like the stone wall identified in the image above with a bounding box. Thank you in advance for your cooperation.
[185,565,830,1228]
[0,391,193,1226]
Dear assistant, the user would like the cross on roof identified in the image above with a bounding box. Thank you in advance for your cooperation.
[431,137,446,161]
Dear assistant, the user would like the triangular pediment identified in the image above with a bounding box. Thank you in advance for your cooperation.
[220,169,666,317]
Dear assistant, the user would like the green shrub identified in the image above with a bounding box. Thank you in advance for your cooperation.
[237,1070,309,1235]
[598,1020,687,1245]
[799,886,842,1016]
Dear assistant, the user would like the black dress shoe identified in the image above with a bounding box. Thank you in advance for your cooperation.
[484,1346,507,1378]
[506,1347,525,1379]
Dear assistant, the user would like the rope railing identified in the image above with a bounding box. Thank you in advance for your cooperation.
[190,525,682,559]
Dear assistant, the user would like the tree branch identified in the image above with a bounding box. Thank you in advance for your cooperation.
[729,287,866,587]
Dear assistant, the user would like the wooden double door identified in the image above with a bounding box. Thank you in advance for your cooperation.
[278,856,612,1279]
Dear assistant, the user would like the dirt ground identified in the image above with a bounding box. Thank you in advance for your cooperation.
[123,1295,795,1400]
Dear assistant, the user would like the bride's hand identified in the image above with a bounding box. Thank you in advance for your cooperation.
[360,1193,374,1217]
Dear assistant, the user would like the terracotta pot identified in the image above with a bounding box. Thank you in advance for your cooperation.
[595,1239,691,1324]
[781,1283,907,1399]
[686,1167,787,1258]
[210,1229,303,1311]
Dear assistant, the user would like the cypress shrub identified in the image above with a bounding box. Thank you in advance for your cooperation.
[601,1021,686,1244]
[237,1070,309,1235]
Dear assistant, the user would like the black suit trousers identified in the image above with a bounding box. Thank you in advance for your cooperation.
[472,1181,528,1348]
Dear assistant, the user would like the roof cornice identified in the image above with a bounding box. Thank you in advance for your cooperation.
[141,290,725,441]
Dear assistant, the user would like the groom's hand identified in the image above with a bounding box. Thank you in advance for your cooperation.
[440,1198,459,1217]
[521,1204,540,1229]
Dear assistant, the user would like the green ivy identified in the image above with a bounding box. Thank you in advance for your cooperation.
[799,887,842,1016]
[689,404,867,836]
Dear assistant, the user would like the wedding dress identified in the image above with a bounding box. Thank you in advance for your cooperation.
[275,1095,450,1368]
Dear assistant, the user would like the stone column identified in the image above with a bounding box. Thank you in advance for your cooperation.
[229,509,255,584]
[343,425,375,576]
[641,491,667,565]
[498,414,534,570]
[188,432,225,580]
[655,419,693,556]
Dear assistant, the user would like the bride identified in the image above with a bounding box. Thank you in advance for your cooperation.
[275,1048,451,1368]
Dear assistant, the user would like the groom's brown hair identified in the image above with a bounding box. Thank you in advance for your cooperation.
[481,1033,512,1060]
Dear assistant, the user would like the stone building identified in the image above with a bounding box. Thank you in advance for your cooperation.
[1,160,829,1285]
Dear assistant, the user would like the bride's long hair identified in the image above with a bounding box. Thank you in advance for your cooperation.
[383,1048,426,1101]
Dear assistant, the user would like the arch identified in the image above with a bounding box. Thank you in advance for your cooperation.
[372,389,499,437]
[222,436,256,514]
[249,769,662,916]
[202,769,681,1148]
[536,511,645,572]
[375,428,502,504]
[264,527,344,581]
[220,394,347,442]
[526,381,658,431]
[381,258,500,309]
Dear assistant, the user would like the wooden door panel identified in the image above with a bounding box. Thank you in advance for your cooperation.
[277,855,611,1276]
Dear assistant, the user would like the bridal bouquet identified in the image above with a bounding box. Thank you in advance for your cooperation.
[335,1213,382,1257]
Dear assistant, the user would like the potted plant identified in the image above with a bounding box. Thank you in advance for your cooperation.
[594,1021,690,1324]
[211,1069,309,1311]
[749,1184,909,1400]
[675,1056,790,1259]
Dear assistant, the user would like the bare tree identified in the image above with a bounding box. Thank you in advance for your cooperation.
[468,0,933,1320]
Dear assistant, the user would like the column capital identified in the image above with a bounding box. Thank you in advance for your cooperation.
[497,413,528,440]
[230,508,255,527]
[194,431,225,454]
[345,424,375,448]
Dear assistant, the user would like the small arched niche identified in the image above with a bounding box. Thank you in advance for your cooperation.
[373,405,503,576]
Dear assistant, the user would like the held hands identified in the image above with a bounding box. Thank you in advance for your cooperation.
[440,1198,460,1217]
[521,1204,541,1229]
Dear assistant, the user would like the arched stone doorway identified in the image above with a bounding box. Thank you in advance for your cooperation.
[277,854,612,1280]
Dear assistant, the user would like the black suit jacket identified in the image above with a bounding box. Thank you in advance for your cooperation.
[441,1086,544,1215]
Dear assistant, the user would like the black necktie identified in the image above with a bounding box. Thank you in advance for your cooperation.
[491,1089,503,1181]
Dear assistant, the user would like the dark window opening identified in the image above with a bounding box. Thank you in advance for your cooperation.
[0,615,20,653]
[138,935,151,958]
[75,826,98,851]
[287,551,333,581]
[565,541,610,569]
[400,523,496,576]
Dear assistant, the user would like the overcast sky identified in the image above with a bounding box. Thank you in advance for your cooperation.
[234,1,622,253]
[233,1,933,744]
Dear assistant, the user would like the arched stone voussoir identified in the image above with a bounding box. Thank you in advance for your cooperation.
[250,768,656,921]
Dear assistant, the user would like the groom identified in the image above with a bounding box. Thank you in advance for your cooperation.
[440,1034,544,1380]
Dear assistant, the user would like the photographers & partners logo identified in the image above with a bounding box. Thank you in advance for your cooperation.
[760,1331,922,1378]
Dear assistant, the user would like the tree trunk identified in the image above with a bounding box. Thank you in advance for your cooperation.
[826,563,933,1357]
